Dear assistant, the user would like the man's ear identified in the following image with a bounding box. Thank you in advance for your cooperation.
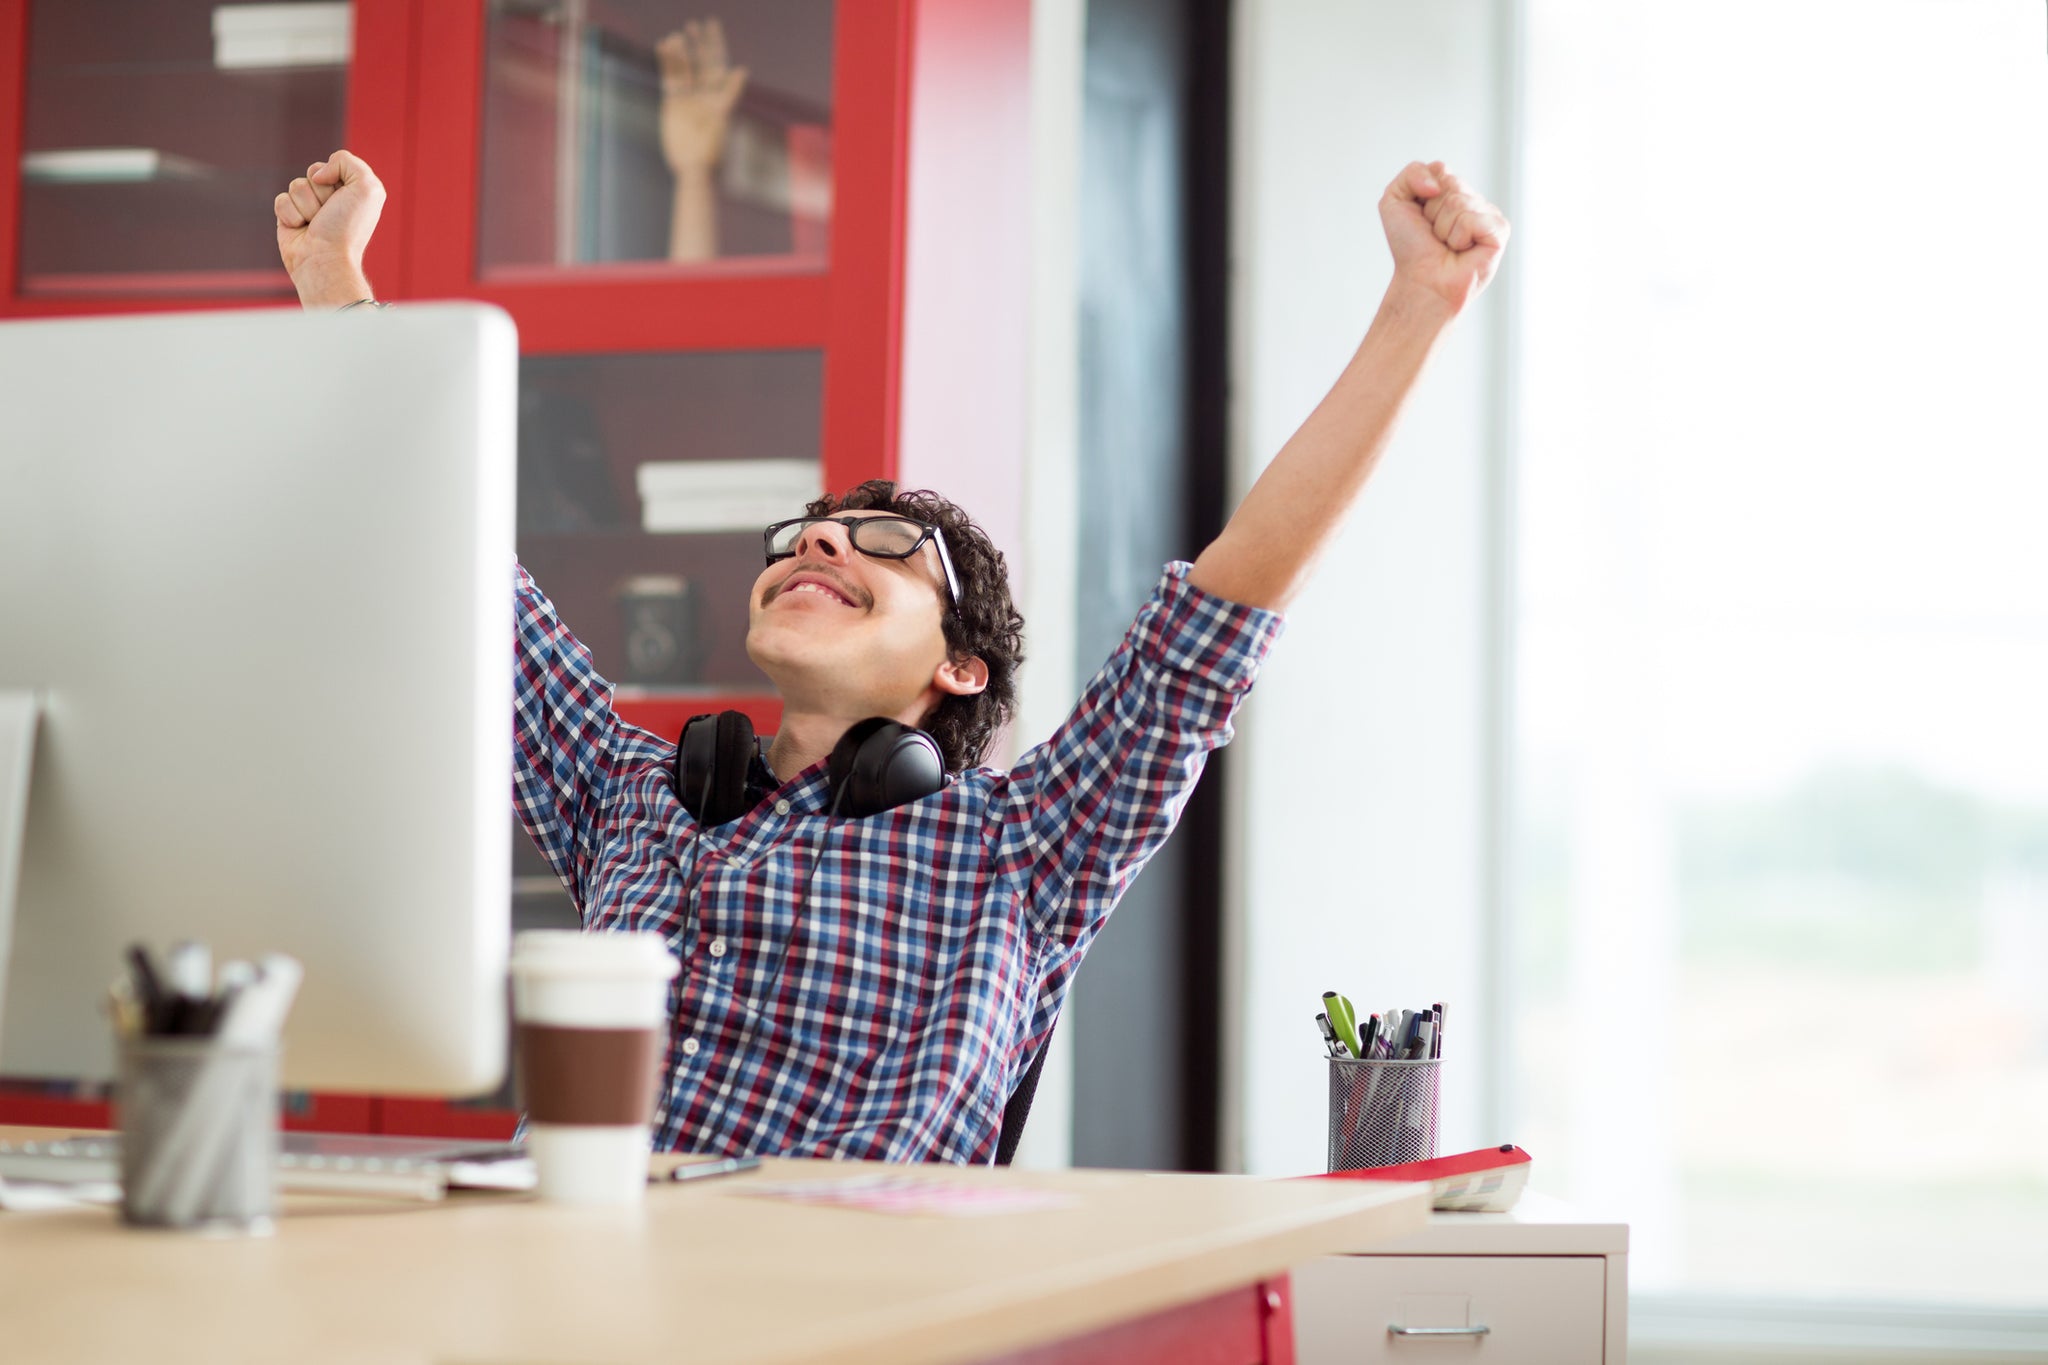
[931,654,989,698]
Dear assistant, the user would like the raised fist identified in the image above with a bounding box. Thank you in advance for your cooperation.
[1378,161,1511,315]
[274,150,385,308]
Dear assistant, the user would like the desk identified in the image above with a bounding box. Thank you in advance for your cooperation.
[0,1127,1428,1365]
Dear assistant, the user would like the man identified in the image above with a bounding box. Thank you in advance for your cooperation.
[274,146,1508,1164]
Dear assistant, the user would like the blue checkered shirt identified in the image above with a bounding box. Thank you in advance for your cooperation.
[512,559,1282,1163]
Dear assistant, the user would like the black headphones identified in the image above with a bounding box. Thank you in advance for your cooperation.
[674,711,945,827]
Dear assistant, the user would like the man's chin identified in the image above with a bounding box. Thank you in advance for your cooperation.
[746,620,835,681]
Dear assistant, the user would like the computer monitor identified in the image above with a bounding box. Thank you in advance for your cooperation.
[0,304,516,1096]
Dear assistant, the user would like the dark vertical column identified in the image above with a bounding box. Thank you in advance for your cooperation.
[1176,0,1233,1174]
[1068,0,1230,1171]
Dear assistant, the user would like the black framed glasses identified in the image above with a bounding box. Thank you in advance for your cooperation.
[764,514,962,614]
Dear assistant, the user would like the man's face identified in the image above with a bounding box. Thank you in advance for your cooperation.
[745,511,959,716]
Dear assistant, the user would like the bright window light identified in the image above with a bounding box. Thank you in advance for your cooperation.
[1511,0,2048,1307]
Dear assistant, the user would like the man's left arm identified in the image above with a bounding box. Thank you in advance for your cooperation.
[1188,161,1510,611]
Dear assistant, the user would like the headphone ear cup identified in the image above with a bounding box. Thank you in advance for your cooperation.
[828,719,945,819]
[675,710,759,826]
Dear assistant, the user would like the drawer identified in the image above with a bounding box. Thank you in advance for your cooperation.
[1292,1255,1608,1365]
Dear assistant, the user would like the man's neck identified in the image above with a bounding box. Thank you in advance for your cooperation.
[764,712,843,787]
[766,697,940,786]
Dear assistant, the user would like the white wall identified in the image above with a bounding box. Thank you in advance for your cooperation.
[899,0,1087,1168]
[1004,0,1085,1170]
[1225,0,1516,1174]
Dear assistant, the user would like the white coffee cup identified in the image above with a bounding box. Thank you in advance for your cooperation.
[509,930,679,1204]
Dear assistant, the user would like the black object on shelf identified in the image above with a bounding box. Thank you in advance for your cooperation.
[517,388,622,533]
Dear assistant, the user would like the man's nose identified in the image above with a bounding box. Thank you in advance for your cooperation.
[794,523,852,561]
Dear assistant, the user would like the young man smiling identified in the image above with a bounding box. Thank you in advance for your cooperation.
[275,149,1508,1163]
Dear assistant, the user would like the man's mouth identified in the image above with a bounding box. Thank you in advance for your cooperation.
[773,572,864,608]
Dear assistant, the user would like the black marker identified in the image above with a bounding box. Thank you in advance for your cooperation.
[125,944,167,1034]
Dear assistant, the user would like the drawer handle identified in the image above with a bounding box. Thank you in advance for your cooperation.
[1388,1323,1492,1338]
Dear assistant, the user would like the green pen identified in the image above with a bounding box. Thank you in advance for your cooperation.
[1321,991,1361,1057]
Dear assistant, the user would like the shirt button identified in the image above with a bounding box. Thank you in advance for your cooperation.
[708,938,727,958]
[680,1038,701,1057]
[775,799,791,815]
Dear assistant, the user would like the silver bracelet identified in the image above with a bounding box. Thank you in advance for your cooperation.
[335,298,387,312]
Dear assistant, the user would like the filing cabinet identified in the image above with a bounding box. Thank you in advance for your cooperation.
[1292,1193,1628,1364]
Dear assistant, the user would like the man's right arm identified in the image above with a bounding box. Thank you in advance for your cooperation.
[274,152,622,905]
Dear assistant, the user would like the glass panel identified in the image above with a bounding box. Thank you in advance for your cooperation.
[1511,0,2048,1310]
[16,0,348,295]
[514,348,824,694]
[479,0,835,275]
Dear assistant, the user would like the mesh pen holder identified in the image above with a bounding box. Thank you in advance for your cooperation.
[116,1037,280,1233]
[1327,1056,1440,1172]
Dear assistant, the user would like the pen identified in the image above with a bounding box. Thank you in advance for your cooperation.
[1357,1013,1380,1058]
[164,939,212,1035]
[667,1154,763,1183]
[165,940,211,998]
[1410,1020,1434,1060]
[126,944,168,1034]
[1399,1010,1422,1057]
[194,960,255,1036]
[1313,1012,1346,1059]
[1321,992,1361,1058]
[104,981,143,1041]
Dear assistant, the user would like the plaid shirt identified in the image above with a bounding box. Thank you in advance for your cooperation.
[511,559,1282,1163]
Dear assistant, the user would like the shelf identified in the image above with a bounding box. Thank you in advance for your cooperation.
[18,269,293,298]
[479,251,826,288]
[26,59,346,77]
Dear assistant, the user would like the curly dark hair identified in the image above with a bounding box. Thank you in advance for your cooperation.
[804,480,1025,772]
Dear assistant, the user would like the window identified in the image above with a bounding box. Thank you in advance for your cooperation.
[1511,0,2048,1309]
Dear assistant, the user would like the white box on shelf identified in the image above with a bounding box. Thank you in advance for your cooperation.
[636,459,821,535]
[20,148,212,183]
[213,3,353,70]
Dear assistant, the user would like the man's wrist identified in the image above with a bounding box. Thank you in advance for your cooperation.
[1377,273,1462,332]
[291,256,375,311]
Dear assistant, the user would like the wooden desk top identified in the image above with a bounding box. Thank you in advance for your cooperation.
[0,1127,1429,1365]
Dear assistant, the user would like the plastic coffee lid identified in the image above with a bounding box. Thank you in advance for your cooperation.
[510,930,680,980]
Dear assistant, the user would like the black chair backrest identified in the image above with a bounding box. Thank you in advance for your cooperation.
[995,1032,1053,1166]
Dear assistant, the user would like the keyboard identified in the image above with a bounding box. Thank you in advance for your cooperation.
[0,1132,532,1199]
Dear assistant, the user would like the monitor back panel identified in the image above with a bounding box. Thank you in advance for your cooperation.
[0,305,517,1095]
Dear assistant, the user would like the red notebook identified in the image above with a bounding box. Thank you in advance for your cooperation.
[1315,1144,1532,1212]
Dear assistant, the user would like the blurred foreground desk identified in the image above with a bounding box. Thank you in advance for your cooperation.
[0,1127,1428,1365]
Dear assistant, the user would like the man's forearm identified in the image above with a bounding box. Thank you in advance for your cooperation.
[291,255,375,311]
[1188,278,1457,612]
